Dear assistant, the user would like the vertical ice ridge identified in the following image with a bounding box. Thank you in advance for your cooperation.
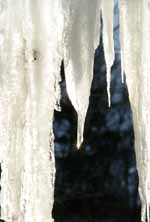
[119,1,150,221]
[20,1,59,221]
[1,0,26,220]
[0,0,58,221]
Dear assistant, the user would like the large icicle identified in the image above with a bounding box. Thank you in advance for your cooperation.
[18,1,61,221]
[119,1,150,221]
[0,0,27,220]
[0,0,62,221]
[63,0,101,148]
[101,0,115,107]
[0,0,101,221]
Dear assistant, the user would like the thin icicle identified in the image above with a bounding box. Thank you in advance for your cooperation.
[106,66,111,107]
[101,0,115,107]
[118,0,127,84]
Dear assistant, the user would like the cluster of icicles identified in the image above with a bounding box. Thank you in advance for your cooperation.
[0,0,150,221]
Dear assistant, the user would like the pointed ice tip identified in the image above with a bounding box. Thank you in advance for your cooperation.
[108,94,111,107]
[77,142,82,150]
[77,114,84,149]
[107,86,111,108]
[106,67,112,108]
[77,132,83,149]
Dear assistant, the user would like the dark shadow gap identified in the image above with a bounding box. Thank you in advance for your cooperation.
[52,38,140,221]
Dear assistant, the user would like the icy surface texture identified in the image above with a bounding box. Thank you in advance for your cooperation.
[119,1,150,221]
[0,0,100,221]
[1,0,150,222]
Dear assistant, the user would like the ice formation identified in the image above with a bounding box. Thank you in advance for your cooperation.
[1,0,150,221]
[62,0,101,147]
[119,1,150,221]
[0,0,101,221]
[0,1,58,221]
[101,0,115,107]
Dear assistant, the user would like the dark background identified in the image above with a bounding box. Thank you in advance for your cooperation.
[53,5,140,222]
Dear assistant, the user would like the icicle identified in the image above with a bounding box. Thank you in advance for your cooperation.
[0,0,63,221]
[4,1,150,222]
[119,1,150,221]
[0,0,27,220]
[63,0,101,148]
[118,0,126,84]
[0,1,102,220]
[0,0,8,164]
[101,0,115,107]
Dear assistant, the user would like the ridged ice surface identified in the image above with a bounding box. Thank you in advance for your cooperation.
[0,1,59,221]
[119,1,150,221]
[1,0,150,222]
[0,0,101,221]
